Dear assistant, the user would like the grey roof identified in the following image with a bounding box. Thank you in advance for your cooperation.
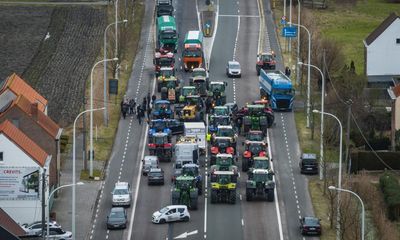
[364,12,399,46]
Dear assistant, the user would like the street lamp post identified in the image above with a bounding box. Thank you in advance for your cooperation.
[90,59,117,179]
[313,110,343,240]
[328,186,365,240]
[47,182,84,240]
[296,0,301,86]
[73,107,104,240]
[299,62,325,180]
[289,22,311,128]
[115,0,120,79]
[103,20,127,126]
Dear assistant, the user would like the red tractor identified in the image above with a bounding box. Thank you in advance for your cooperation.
[242,140,268,172]
[256,52,276,75]
[148,132,173,162]
[153,50,175,77]
[209,137,236,166]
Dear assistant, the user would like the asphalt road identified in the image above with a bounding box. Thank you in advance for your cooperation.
[87,0,320,239]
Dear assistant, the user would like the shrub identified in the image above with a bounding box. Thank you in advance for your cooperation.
[379,172,400,220]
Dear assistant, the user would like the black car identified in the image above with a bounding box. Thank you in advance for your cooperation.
[148,168,165,185]
[299,153,318,174]
[107,207,127,230]
[299,216,321,235]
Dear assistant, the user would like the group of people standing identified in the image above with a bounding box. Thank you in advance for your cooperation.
[120,93,157,124]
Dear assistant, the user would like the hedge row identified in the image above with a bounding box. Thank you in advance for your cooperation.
[379,172,400,221]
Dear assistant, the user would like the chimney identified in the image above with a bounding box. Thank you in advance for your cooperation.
[31,102,39,121]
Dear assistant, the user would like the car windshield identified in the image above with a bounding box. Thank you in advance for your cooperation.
[152,121,166,129]
[149,172,163,177]
[183,49,202,58]
[214,108,228,115]
[193,70,205,77]
[182,166,198,176]
[110,210,124,218]
[215,139,230,147]
[210,84,225,92]
[160,69,174,77]
[247,133,263,141]
[160,31,177,40]
[217,128,234,137]
[229,63,240,69]
[304,217,320,225]
[216,174,231,184]
[212,116,230,126]
[273,88,294,95]
[113,189,128,195]
[248,143,264,154]
[182,88,196,96]
[154,136,166,144]
[157,57,174,66]
[159,207,169,213]
[252,173,271,182]
[260,54,273,61]
[254,160,269,169]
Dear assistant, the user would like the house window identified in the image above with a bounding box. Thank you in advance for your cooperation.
[0,152,3,162]
[397,38,400,44]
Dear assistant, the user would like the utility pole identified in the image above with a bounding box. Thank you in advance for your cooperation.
[83,96,87,171]
[345,100,352,173]
[41,168,46,240]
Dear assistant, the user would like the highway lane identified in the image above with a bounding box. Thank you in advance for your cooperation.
[262,0,318,239]
[129,0,207,239]
[88,0,156,239]
[233,0,284,239]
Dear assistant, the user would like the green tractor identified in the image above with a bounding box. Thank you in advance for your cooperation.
[179,86,198,103]
[247,156,270,178]
[210,171,237,204]
[243,105,268,135]
[172,175,198,210]
[246,169,275,202]
[207,81,227,107]
[210,154,238,179]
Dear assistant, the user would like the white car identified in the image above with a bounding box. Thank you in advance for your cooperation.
[21,221,62,235]
[226,61,241,78]
[37,227,72,240]
[111,182,132,207]
[152,205,190,224]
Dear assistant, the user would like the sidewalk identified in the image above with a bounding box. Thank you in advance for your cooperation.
[51,133,103,240]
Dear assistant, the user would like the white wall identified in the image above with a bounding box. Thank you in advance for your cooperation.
[0,134,49,225]
[367,18,400,76]
[0,134,38,167]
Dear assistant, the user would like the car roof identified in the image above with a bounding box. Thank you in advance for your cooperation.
[183,163,199,168]
[165,205,188,209]
[228,61,240,65]
[144,156,159,160]
[217,125,233,129]
[149,168,163,173]
[302,153,317,159]
[111,207,125,212]
[114,182,129,188]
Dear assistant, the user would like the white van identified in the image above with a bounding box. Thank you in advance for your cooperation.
[142,156,159,176]
[152,205,190,224]
[184,122,206,153]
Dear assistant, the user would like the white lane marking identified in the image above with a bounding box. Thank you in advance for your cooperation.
[267,130,284,240]
[241,218,244,226]
[126,21,155,240]
[204,174,208,234]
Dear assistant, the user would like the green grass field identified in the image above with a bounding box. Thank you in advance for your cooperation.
[313,0,400,74]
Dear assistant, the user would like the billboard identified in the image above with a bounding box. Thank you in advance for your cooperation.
[0,166,40,200]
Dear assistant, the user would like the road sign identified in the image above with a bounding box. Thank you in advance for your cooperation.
[280,16,286,25]
[174,230,198,239]
[282,26,297,38]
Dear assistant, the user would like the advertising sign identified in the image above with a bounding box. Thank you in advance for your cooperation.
[0,166,40,200]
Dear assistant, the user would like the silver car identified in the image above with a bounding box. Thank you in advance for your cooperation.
[226,61,241,78]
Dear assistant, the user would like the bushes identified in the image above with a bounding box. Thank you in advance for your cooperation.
[379,172,400,220]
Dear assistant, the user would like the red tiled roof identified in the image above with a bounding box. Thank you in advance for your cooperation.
[0,208,25,236]
[0,120,49,167]
[0,73,47,112]
[365,12,399,46]
[12,95,61,139]
[393,84,400,98]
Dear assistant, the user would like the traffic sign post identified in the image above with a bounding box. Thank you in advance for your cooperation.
[282,26,297,38]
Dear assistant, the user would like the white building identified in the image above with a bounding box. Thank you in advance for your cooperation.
[364,12,400,86]
[0,120,51,225]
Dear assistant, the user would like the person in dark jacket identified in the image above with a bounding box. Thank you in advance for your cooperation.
[147,107,152,119]
[137,104,142,124]
[122,102,128,119]
[147,92,151,108]
[151,94,156,105]
[129,98,136,115]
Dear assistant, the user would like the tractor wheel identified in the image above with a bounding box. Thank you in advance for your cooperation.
[242,159,249,172]
[267,190,275,202]
[190,196,198,210]
[211,190,217,203]
[197,182,203,195]
[246,189,253,201]
[230,190,236,204]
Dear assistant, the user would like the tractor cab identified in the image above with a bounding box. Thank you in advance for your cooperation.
[148,119,172,140]
[148,132,173,162]
[208,115,231,133]
[256,51,276,75]
[243,141,267,157]
[245,130,264,141]
[212,106,229,116]
[154,51,175,76]
[211,153,238,175]
[152,100,173,119]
